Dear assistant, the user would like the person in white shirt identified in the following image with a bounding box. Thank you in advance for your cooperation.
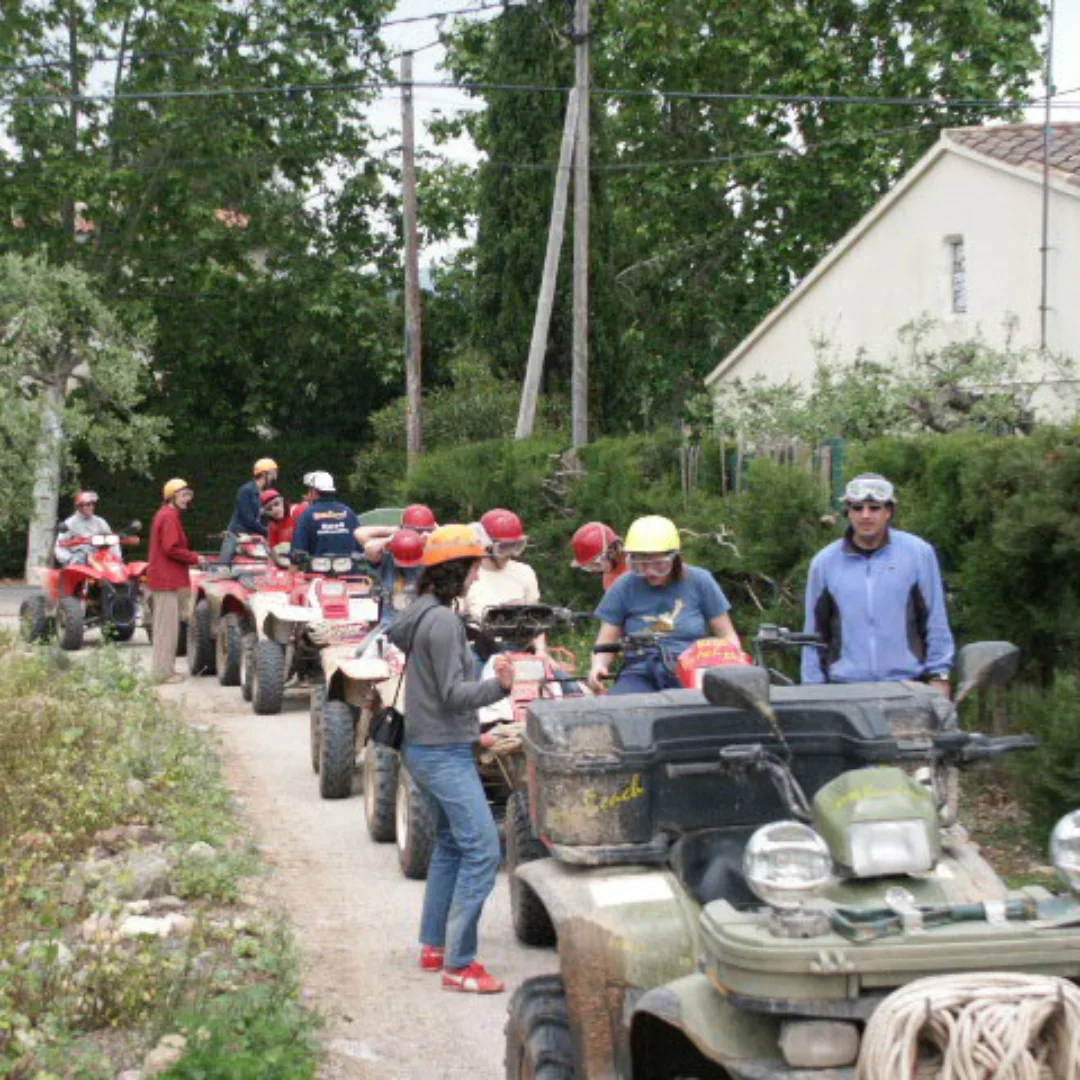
[55,491,120,565]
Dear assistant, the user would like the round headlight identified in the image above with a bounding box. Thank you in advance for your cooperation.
[1050,810,1080,894]
[743,821,833,910]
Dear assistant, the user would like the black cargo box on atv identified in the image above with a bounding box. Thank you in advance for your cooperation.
[524,682,954,862]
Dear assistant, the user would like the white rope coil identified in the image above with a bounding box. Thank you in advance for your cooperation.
[857,973,1080,1080]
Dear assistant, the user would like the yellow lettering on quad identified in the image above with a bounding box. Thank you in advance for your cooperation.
[584,773,645,813]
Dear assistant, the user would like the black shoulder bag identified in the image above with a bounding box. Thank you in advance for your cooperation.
[368,606,436,751]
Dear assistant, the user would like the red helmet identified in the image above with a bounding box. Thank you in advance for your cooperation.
[480,508,525,543]
[388,527,426,568]
[570,522,620,569]
[260,488,283,507]
[402,504,438,532]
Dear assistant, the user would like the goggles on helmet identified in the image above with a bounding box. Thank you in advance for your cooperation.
[627,552,676,576]
[843,476,895,505]
[492,539,526,560]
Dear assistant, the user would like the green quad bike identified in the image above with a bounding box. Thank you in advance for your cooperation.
[505,641,1080,1079]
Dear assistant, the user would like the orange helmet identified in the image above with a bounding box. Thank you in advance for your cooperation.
[402,504,438,532]
[389,527,426,568]
[480,508,525,543]
[570,522,620,569]
[421,523,489,567]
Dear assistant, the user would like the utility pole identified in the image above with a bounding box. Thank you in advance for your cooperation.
[571,0,590,447]
[401,51,424,464]
[516,89,580,439]
[1039,0,1056,353]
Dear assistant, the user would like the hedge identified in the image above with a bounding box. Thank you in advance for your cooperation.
[0,437,367,577]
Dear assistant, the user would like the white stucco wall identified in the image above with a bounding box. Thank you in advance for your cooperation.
[707,147,1080,417]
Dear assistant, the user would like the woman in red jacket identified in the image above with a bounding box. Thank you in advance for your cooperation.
[148,478,205,683]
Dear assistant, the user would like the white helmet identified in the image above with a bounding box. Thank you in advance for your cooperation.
[842,473,896,505]
[307,470,335,493]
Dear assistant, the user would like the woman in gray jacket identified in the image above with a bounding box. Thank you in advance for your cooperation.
[387,523,513,994]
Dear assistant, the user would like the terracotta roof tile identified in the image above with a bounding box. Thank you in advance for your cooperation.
[946,122,1080,183]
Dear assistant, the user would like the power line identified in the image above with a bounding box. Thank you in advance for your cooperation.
[4,76,1078,111]
[0,119,942,178]
[0,1,522,76]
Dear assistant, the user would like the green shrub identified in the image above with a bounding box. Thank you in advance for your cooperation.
[1008,675,1080,840]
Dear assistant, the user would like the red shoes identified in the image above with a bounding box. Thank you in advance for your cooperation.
[420,945,445,972]
[441,961,505,994]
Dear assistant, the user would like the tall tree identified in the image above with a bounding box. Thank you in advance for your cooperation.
[439,0,1044,431]
[0,252,168,574]
[0,0,400,440]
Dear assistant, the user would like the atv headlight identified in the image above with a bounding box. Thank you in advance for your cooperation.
[332,556,354,573]
[743,822,833,910]
[1050,810,1080,894]
[847,820,934,878]
[310,557,331,573]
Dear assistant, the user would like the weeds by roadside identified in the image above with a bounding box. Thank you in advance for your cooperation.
[0,635,319,1080]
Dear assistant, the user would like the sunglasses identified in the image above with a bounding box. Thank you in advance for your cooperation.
[848,503,887,513]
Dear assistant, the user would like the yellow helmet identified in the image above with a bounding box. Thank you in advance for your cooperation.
[253,457,279,476]
[624,515,680,554]
[421,523,490,566]
[162,478,192,500]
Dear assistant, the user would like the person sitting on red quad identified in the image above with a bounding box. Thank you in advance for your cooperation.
[464,509,553,662]
[219,457,278,566]
[570,521,628,591]
[586,514,742,695]
[259,488,297,552]
[54,491,120,566]
[289,471,360,565]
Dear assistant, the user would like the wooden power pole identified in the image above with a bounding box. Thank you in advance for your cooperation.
[516,89,580,439]
[571,0,590,447]
[401,52,424,464]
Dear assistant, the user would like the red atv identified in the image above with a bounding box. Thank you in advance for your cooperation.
[20,522,146,650]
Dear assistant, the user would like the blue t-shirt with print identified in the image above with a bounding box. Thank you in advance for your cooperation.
[377,555,422,624]
[596,565,731,662]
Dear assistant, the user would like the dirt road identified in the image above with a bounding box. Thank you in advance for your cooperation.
[0,593,558,1079]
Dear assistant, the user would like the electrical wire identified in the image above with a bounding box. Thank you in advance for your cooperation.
[0,1,526,75]
[0,119,941,178]
[3,76,1078,110]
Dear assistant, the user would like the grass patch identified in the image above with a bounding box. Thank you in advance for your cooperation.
[0,635,319,1079]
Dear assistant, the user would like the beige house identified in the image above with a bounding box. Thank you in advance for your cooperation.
[704,123,1080,417]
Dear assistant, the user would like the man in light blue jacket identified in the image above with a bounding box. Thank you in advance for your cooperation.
[802,473,954,693]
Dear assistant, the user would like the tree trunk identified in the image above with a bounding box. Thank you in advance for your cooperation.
[24,381,66,579]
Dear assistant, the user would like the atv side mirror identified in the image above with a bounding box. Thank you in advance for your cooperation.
[954,641,1021,704]
[703,665,773,713]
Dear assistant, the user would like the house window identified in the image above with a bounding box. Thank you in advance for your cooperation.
[946,234,967,314]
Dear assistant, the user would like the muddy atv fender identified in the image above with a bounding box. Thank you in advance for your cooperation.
[629,974,782,1080]
[514,859,703,1080]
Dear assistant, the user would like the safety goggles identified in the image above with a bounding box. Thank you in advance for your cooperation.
[627,552,676,575]
[582,553,608,573]
[843,476,895,504]
[492,539,526,559]
[847,502,887,514]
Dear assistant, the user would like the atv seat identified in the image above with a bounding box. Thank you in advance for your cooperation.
[669,828,759,909]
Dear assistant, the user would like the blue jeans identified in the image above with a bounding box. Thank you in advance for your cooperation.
[608,650,681,695]
[402,742,501,970]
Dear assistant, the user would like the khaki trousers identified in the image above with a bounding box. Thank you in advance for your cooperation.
[150,588,191,681]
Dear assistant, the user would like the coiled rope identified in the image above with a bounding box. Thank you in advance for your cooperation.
[858,973,1080,1079]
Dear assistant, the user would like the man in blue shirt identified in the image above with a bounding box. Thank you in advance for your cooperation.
[802,473,954,693]
[219,457,278,565]
[290,472,361,562]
